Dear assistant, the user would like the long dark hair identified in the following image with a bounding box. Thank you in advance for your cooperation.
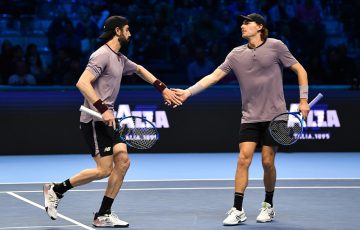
[260,26,268,41]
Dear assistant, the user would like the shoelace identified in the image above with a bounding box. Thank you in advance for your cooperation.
[49,194,59,208]
[226,209,235,215]
[102,213,119,221]
[109,213,119,219]
[259,207,273,216]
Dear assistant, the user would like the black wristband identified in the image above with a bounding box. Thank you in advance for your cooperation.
[93,99,108,114]
[153,79,167,92]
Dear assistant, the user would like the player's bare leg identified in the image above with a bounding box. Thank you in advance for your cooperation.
[235,142,258,193]
[105,143,130,199]
[93,143,130,228]
[223,142,257,225]
[257,145,277,223]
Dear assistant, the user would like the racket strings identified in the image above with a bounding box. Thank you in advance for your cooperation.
[117,117,158,149]
[269,114,302,145]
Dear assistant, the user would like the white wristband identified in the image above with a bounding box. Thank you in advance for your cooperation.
[299,85,308,99]
[187,82,206,96]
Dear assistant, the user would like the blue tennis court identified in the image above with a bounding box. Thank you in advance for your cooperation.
[1,152,359,229]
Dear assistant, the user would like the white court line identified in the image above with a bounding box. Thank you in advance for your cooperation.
[1,178,360,185]
[6,192,95,230]
[1,186,360,194]
[0,225,77,229]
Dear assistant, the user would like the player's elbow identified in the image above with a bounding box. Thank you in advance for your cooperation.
[291,63,307,76]
[76,78,87,91]
[136,64,144,75]
[75,80,81,89]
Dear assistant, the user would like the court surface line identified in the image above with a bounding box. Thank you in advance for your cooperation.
[6,192,95,230]
[1,178,360,185]
[2,186,360,194]
[0,225,77,229]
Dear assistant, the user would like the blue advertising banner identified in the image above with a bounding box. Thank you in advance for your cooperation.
[0,86,359,154]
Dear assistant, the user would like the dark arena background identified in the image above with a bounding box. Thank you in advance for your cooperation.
[0,1,360,230]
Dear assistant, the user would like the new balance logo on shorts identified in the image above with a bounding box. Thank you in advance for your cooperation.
[104,147,111,152]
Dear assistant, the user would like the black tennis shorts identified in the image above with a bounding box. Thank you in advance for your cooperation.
[80,120,123,157]
[238,122,278,147]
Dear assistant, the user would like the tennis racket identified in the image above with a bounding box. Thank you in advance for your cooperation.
[268,93,323,145]
[80,105,159,149]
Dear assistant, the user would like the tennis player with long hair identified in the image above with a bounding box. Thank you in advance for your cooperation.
[172,13,310,225]
[43,15,182,228]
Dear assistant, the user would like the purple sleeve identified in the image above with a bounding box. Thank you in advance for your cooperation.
[217,52,233,74]
[276,41,298,68]
[123,56,138,76]
[85,53,108,78]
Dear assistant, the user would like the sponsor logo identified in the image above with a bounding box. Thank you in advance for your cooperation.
[289,103,340,140]
[104,147,111,152]
[116,104,169,128]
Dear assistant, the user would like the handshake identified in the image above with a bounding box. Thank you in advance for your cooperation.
[161,88,192,108]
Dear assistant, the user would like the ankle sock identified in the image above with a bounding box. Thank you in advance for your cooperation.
[53,179,73,195]
[234,192,244,211]
[98,196,114,215]
[265,190,274,207]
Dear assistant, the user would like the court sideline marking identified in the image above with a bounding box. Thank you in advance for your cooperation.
[6,192,95,230]
[0,225,77,229]
[1,178,359,185]
[2,186,360,194]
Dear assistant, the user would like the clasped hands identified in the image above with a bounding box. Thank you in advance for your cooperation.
[162,88,191,108]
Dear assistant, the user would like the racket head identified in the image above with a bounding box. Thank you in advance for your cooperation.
[268,112,304,145]
[116,116,159,149]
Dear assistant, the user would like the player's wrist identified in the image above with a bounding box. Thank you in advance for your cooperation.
[185,89,192,97]
[93,99,108,114]
[187,82,206,96]
[299,85,308,100]
[153,79,167,93]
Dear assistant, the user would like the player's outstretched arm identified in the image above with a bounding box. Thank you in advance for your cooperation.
[172,68,227,104]
[136,65,182,107]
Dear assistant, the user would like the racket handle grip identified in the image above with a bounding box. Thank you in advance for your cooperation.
[308,93,323,108]
[80,105,103,119]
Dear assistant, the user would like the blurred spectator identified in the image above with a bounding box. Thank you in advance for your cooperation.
[55,20,81,57]
[338,1,360,51]
[47,9,73,54]
[306,55,326,84]
[62,56,82,85]
[213,9,236,35]
[12,45,24,65]
[296,0,321,25]
[208,41,225,66]
[8,60,36,85]
[0,0,358,86]
[25,43,45,83]
[187,47,215,84]
[75,6,99,57]
[325,45,357,85]
[49,48,72,85]
[173,44,191,75]
[0,40,13,84]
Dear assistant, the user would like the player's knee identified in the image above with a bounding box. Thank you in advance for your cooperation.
[119,157,130,171]
[96,167,112,179]
[238,153,251,168]
[114,151,130,170]
[262,159,274,170]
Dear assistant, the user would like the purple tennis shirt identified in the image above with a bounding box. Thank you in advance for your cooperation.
[80,44,138,122]
[218,38,298,123]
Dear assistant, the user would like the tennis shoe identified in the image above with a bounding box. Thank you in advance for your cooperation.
[43,183,63,220]
[223,207,247,225]
[93,212,129,228]
[256,202,275,223]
